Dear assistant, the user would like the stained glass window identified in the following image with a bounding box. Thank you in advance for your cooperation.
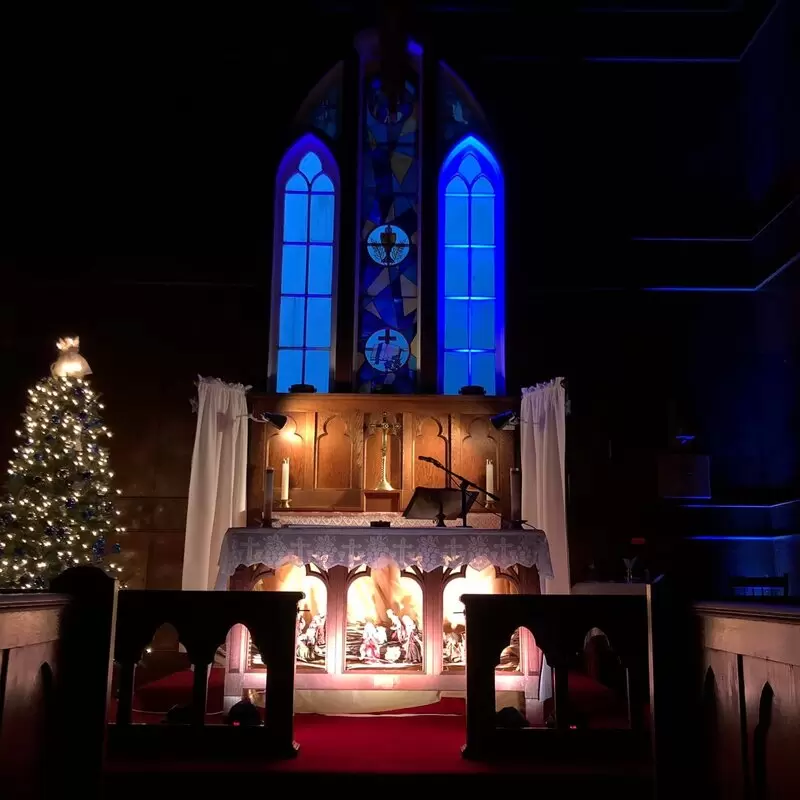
[272,134,339,392]
[355,76,420,393]
[438,136,504,395]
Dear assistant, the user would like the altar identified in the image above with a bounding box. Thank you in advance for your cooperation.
[219,514,553,715]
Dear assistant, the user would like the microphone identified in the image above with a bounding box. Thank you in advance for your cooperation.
[418,455,443,468]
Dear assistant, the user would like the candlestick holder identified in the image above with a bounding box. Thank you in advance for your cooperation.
[485,495,496,509]
[277,498,292,510]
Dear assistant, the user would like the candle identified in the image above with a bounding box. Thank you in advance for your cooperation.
[485,459,495,498]
[280,458,290,501]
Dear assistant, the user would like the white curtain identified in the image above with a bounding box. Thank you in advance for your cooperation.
[520,378,569,594]
[182,377,249,590]
[520,378,568,707]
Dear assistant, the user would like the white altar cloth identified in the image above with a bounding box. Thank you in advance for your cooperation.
[215,523,553,590]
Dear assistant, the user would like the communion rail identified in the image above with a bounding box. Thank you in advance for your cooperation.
[461,590,653,762]
[109,586,302,759]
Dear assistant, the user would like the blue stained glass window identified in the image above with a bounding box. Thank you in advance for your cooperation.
[272,135,339,392]
[439,136,504,395]
[356,76,421,393]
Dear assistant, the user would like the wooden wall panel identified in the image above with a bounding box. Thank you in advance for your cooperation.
[702,648,745,799]
[741,656,800,800]
[266,413,306,493]
[250,394,518,514]
[696,603,800,799]
[316,414,354,490]
[412,415,449,488]
[458,415,500,506]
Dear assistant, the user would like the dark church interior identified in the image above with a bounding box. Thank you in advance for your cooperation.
[1,1,799,797]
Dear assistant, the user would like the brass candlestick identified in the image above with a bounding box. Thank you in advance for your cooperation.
[369,412,402,491]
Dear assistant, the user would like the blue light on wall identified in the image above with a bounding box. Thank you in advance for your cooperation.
[438,135,505,395]
[272,134,339,392]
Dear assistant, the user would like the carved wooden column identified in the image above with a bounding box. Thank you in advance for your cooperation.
[326,566,348,675]
[423,568,445,676]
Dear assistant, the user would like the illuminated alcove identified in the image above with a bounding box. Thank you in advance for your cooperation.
[345,565,424,672]
[442,565,520,673]
[248,564,328,672]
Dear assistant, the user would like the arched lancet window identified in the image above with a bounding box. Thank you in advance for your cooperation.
[438,135,505,395]
[271,133,339,392]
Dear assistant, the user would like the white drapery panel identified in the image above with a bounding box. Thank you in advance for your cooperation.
[521,379,568,594]
[521,378,568,705]
[182,377,249,590]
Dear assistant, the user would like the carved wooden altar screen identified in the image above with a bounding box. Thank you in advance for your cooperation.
[247,394,518,517]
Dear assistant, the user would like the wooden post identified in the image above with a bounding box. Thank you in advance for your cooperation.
[191,662,211,726]
[51,566,118,797]
[462,594,511,759]
[252,592,303,758]
[115,660,135,726]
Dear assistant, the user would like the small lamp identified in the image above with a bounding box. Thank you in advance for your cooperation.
[51,337,92,378]
[255,412,288,430]
[490,410,519,431]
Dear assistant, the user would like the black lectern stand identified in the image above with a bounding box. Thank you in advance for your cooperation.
[403,487,479,528]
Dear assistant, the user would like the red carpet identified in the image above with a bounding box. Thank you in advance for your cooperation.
[107,668,651,788]
[120,665,634,726]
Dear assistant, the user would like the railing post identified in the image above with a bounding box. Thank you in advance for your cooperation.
[253,592,303,758]
[51,566,118,797]
[115,660,136,726]
[462,595,506,758]
[191,662,211,726]
[552,664,571,730]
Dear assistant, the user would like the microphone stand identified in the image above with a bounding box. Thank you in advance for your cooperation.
[425,460,500,528]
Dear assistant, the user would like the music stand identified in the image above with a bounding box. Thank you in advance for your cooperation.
[403,487,479,528]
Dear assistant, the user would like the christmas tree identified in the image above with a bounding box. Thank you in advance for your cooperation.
[0,338,124,589]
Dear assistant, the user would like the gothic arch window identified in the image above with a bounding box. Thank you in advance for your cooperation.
[438,135,505,395]
[270,133,339,393]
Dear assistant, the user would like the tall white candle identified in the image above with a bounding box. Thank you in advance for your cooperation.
[485,459,495,498]
[280,457,290,501]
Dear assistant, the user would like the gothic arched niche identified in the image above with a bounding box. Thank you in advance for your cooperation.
[442,565,519,673]
[346,565,424,672]
[413,416,448,487]
[267,417,304,490]
[254,565,328,672]
[461,417,500,498]
[316,414,352,489]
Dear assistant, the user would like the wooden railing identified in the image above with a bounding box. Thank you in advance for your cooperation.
[461,591,652,761]
[0,567,117,799]
[23,566,796,795]
[110,587,303,759]
[696,601,800,799]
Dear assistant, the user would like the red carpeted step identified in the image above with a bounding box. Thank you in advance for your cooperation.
[366,696,465,715]
[131,665,225,714]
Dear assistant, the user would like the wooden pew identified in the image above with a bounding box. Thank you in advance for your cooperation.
[109,589,303,760]
[0,567,117,799]
[696,601,800,799]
